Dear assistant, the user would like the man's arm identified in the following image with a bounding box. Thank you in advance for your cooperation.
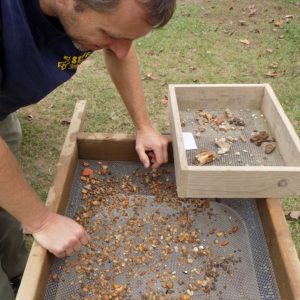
[104,45,168,168]
[0,138,89,257]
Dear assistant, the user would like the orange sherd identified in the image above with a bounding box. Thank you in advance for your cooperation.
[81,167,94,176]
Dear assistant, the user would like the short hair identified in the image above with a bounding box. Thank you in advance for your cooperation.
[74,0,176,28]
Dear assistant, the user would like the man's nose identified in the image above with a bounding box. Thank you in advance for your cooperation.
[108,39,133,59]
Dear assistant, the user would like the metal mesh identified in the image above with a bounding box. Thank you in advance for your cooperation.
[180,108,284,166]
[44,161,281,300]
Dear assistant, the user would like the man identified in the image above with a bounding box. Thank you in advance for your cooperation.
[0,0,175,298]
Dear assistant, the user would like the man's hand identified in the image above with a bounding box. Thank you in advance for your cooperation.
[0,138,89,258]
[31,212,90,258]
[135,126,168,169]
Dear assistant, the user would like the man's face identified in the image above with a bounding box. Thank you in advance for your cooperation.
[55,0,152,58]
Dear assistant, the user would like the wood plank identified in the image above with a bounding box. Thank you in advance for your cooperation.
[176,166,300,198]
[168,84,300,198]
[262,84,300,166]
[168,85,189,169]
[16,101,87,300]
[77,133,173,162]
[16,130,300,299]
[170,84,264,110]
[257,199,300,300]
[77,133,138,160]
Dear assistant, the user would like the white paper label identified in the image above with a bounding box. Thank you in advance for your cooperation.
[182,132,198,150]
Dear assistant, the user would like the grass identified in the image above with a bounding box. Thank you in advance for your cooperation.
[18,0,299,255]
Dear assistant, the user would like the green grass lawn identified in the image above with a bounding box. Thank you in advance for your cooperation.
[18,0,300,255]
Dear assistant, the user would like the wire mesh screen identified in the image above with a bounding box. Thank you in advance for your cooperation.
[179,108,284,166]
[44,161,280,300]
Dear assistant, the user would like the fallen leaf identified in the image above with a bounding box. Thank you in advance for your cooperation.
[160,96,168,105]
[250,131,270,146]
[110,112,118,121]
[284,15,293,23]
[240,39,251,45]
[274,19,285,27]
[27,114,34,121]
[143,73,157,80]
[248,8,257,17]
[61,118,71,125]
[270,63,279,69]
[224,29,235,36]
[266,48,274,54]
[265,71,279,78]
[285,211,300,220]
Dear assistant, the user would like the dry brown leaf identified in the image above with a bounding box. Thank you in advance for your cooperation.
[265,71,279,78]
[270,63,279,69]
[248,8,257,17]
[240,39,250,45]
[250,131,270,146]
[61,118,71,125]
[284,15,293,21]
[285,211,300,220]
[27,114,34,121]
[143,73,157,80]
[195,151,217,166]
[160,96,168,105]
[285,14,293,18]
[274,19,285,27]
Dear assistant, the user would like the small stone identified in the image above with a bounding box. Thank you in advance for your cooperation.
[165,281,173,289]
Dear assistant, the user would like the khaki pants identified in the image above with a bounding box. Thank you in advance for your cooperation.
[0,113,28,299]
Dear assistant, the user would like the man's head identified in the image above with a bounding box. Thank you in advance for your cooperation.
[46,0,176,58]
[73,0,176,29]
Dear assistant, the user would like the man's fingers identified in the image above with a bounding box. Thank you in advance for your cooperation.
[136,148,150,168]
[65,247,74,257]
[32,213,90,258]
[73,241,83,252]
[159,137,169,163]
[65,231,90,255]
[162,139,169,163]
[79,233,90,246]
[54,249,65,259]
[150,139,168,168]
[151,146,166,169]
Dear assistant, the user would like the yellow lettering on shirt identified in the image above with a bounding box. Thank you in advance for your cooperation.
[57,52,92,71]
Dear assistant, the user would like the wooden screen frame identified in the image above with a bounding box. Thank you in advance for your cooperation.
[16,101,300,300]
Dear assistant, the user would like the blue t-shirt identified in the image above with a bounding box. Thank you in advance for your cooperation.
[0,0,92,120]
